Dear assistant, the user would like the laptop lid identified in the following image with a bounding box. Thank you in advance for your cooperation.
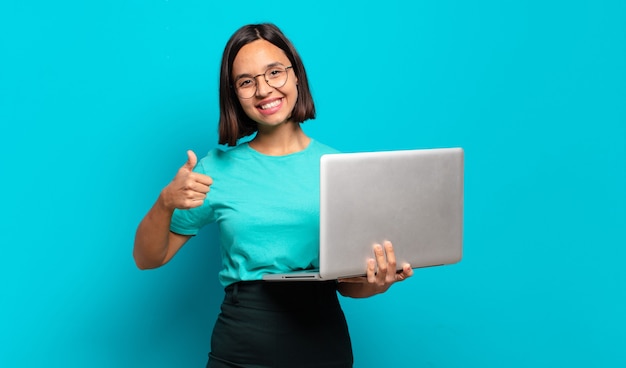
[318,147,464,279]
[263,147,464,281]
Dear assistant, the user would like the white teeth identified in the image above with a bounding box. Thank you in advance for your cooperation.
[260,99,281,110]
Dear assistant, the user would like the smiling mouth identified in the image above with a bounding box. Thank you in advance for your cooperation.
[259,98,282,110]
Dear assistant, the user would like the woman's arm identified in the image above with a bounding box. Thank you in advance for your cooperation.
[337,241,414,298]
[133,196,191,269]
[133,150,212,269]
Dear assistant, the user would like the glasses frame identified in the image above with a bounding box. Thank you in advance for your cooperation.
[233,65,293,99]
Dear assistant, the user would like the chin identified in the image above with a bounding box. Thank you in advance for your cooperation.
[255,115,292,127]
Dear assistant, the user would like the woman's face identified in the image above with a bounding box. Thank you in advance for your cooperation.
[231,39,298,129]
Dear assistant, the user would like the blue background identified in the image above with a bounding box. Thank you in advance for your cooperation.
[1,0,625,367]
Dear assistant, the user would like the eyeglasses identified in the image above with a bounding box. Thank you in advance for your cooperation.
[233,65,293,99]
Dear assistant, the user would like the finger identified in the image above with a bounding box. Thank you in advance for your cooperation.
[183,150,197,171]
[373,244,387,285]
[396,263,414,281]
[192,172,213,186]
[180,179,209,199]
[171,186,207,208]
[188,177,212,193]
[184,189,208,201]
[366,259,377,284]
[383,241,397,281]
[182,198,207,209]
[177,190,207,207]
[190,182,210,195]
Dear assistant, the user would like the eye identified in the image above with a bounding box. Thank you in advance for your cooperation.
[236,78,254,88]
[267,68,285,79]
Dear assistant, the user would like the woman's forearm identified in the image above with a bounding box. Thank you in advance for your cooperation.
[133,195,176,269]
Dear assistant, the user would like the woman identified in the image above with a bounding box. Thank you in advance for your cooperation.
[133,23,413,368]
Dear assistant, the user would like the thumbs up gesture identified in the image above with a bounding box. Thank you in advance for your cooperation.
[161,150,213,210]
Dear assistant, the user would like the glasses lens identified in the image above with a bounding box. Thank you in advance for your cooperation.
[234,77,256,99]
[265,67,289,89]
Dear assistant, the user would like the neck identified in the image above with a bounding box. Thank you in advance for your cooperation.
[249,122,311,156]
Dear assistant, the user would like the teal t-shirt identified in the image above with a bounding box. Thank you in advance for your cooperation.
[170,139,339,287]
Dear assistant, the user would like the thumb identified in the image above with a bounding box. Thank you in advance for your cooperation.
[183,150,197,171]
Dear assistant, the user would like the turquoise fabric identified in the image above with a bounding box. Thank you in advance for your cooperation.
[171,139,339,287]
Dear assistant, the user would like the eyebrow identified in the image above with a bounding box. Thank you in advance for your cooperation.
[233,62,286,80]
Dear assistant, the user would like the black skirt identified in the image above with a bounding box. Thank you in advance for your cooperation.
[207,280,353,368]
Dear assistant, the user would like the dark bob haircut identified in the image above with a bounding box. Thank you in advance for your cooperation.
[218,23,316,146]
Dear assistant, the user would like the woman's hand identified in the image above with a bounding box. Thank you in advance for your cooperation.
[133,150,212,269]
[160,150,213,210]
[337,240,414,298]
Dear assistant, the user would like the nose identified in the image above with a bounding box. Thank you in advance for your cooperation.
[254,75,273,97]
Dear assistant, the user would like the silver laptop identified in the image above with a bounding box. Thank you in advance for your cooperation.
[263,147,464,281]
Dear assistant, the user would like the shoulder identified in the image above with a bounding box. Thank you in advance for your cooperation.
[194,144,252,174]
[309,139,341,155]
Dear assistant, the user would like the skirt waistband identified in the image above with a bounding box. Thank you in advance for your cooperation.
[223,280,339,311]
